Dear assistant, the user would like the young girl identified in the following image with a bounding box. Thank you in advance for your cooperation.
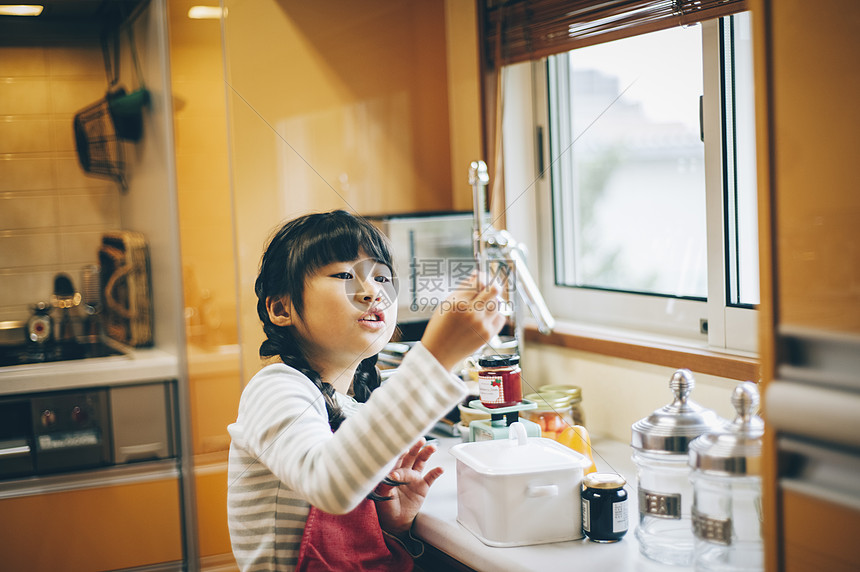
[227,210,505,571]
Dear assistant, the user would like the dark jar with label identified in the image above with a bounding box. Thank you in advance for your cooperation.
[581,473,628,543]
[477,355,522,409]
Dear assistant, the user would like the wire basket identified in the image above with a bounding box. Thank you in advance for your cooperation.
[73,93,127,191]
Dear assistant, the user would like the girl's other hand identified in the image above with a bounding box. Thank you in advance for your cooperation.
[420,272,506,371]
[374,439,442,535]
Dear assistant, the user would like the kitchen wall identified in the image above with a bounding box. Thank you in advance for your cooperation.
[0,40,121,323]
[221,0,482,383]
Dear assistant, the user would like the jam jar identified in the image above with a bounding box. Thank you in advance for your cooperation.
[631,369,729,566]
[477,355,522,409]
[522,391,573,440]
[539,384,586,427]
[581,473,628,543]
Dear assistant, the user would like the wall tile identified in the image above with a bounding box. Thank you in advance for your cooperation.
[52,118,77,153]
[0,119,53,153]
[47,44,105,78]
[0,193,59,230]
[0,269,56,312]
[0,47,48,77]
[0,79,51,115]
[59,230,105,267]
[58,190,120,228]
[55,156,118,190]
[0,232,61,268]
[49,78,108,115]
[0,157,56,191]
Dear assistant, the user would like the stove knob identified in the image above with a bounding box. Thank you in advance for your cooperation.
[71,406,88,424]
[42,409,56,427]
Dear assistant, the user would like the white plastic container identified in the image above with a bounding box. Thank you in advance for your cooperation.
[449,422,591,547]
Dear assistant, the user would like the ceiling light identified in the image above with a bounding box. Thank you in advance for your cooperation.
[187,6,225,20]
[0,4,44,16]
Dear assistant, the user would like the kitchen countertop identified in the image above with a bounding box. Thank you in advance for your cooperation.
[0,346,180,396]
[415,434,694,572]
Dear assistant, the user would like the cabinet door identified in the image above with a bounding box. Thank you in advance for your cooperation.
[782,488,860,572]
[0,475,182,571]
[770,0,860,335]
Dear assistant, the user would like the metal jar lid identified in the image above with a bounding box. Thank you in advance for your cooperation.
[583,472,626,490]
[631,369,728,454]
[524,391,570,412]
[478,354,520,368]
[689,381,764,476]
[539,384,583,402]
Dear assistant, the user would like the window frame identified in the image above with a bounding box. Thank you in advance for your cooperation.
[502,17,758,356]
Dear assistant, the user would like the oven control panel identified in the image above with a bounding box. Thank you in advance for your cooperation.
[0,381,176,480]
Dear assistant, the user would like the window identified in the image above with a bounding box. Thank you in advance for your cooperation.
[504,13,758,353]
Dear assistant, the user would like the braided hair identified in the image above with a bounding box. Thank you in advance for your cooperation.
[255,210,393,432]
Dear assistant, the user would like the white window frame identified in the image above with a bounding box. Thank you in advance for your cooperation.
[502,17,758,354]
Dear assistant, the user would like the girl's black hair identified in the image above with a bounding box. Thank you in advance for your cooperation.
[255,209,394,431]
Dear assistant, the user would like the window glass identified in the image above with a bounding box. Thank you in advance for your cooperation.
[723,12,759,307]
[549,25,707,298]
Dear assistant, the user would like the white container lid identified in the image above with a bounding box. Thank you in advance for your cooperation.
[450,422,589,476]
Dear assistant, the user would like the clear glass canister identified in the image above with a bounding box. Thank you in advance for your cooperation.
[521,391,573,440]
[689,382,764,572]
[538,384,586,427]
[631,369,729,566]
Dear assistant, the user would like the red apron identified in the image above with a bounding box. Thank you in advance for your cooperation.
[295,498,414,572]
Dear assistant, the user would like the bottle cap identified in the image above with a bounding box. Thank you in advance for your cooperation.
[583,472,626,489]
[688,381,764,475]
[478,354,520,368]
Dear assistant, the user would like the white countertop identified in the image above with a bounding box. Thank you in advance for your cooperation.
[0,346,180,396]
[415,435,694,572]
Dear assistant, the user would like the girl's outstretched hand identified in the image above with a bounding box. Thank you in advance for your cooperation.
[420,272,507,371]
[374,439,442,535]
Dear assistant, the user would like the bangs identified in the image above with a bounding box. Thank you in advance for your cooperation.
[298,214,393,275]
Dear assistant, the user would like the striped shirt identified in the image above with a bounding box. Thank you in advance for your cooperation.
[226,342,466,571]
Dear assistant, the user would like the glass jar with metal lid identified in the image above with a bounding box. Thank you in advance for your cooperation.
[631,369,729,566]
[538,384,586,427]
[521,391,573,440]
[477,354,522,409]
[689,381,764,572]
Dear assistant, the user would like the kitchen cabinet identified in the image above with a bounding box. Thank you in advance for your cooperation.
[753,1,860,570]
[0,467,183,572]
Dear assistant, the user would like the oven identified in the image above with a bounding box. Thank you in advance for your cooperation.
[0,381,176,481]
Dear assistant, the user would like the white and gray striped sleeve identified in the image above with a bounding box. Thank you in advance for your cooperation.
[229,342,465,515]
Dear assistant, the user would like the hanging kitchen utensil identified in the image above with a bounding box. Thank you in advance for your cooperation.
[72,15,149,191]
[74,91,127,191]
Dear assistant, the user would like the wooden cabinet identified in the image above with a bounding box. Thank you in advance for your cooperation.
[754,1,860,570]
[0,467,182,571]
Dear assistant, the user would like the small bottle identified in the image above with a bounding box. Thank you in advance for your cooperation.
[582,473,628,543]
[477,355,522,409]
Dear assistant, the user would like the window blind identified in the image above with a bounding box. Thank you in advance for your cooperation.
[483,0,748,67]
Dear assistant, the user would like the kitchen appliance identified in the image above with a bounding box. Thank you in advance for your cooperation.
[689,382,764,571]
[450,422,591,547]
[466,399,540,442]
[0,382,176,480]
[631,369,729,566]
[99,230,153,347]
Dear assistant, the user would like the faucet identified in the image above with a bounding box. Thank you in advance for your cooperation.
[469,161,555,336]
